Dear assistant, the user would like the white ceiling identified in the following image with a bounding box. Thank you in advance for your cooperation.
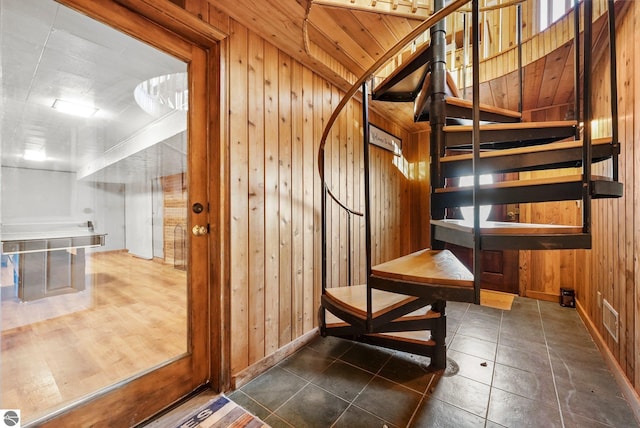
[0,0,187,182]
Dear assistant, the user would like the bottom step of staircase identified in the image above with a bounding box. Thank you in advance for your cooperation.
[323,287,441,361]
[369,249,476,303]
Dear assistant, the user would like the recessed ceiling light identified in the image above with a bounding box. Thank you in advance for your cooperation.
[24,149,46,161]
[52,99,98,118]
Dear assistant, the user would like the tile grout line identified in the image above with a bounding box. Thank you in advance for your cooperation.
[405,302,471,427]
[405,368,439,427]
[328,350,398,427]
[482,307,504,428]
[538,299,566,428]
[259,349,346,427]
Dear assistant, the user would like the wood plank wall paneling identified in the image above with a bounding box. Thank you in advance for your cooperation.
[248,30,266,364]
[451,0,611,89]
[518,168,581,302]
[582,0,639,387]
[217,15,425,377]
[229,19,250,373]
[519,1,640,391]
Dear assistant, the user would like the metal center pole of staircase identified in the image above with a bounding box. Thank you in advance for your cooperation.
[573,0,581,138]
[582,0,593,235]
[430,0,447,251]
[607,0,619,182]
[471,0,481,305]
[517,3,523,114]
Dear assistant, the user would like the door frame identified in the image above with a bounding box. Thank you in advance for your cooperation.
[36,0,228,425]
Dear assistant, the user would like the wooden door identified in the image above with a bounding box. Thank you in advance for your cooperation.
[447,243,520,294]
[34,1,217,425]
[446,173,520,294]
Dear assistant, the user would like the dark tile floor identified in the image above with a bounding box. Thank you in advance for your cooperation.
[229,297,640,428]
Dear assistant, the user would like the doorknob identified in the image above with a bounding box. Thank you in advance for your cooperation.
[192,225,208,236]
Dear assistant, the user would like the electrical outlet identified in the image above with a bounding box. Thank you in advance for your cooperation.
[597,291,602,308]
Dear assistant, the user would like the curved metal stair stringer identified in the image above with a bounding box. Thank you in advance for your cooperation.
[317,0,471,370]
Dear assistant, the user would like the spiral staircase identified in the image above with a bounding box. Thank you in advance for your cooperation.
[318,0,621,369]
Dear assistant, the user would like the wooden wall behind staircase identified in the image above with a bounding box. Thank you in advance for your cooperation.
[518,1,640,392]
[200,9,420,377]
[579,0,640,390]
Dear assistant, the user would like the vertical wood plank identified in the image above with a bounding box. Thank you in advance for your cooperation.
[302,66,315,332]
[619,14,634,379]
[247,31,265,364]
[330,86,341,287]
[278,51,293,346]
[229,20,249,373]
[291,60,304,339]
[263,41,280,355]
[353,99,362,285]
[339,95,348,287]
[346,97,355,286]
[313,74,323,321]
[633,0,640,390]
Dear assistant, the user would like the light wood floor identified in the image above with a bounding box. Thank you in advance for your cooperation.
[1,251,187,423]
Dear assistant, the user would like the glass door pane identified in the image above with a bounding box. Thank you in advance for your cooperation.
[0,0,191,423]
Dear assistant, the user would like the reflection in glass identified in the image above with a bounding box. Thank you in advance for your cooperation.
[0,0,188,423]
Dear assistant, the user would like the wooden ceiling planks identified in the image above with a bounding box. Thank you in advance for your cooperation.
[307,6,377,74]
[322,9,388,61]
[209,0,591,131]
[212,0,305,59]
[351,10,404,49]
[380,13,421,41]
[306,20,367,76]
[312,0,432,20]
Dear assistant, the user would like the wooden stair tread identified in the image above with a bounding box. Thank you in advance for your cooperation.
[324,309,435,345]
[444,96,521,119]
[371,331,434,345]
[324,294,437,323]
[435,174,611,193]
[371,249,473,287]
[441,137,613,163]
[443,120,577,133]
[431,219,583,235]
[325,284,440,319]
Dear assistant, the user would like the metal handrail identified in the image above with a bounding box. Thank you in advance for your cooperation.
[324,184,363,289]
[319,0,468,299]
[317,0,469,188]
[326,186,363,217]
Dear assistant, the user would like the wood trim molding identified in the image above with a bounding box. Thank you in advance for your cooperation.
[523,290,559,303]
[114,0,229,44]
[231,328,320,389]
[576,299,640,424]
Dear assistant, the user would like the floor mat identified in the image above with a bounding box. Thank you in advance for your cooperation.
[174,395,270,428]
[480,289,515,310]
